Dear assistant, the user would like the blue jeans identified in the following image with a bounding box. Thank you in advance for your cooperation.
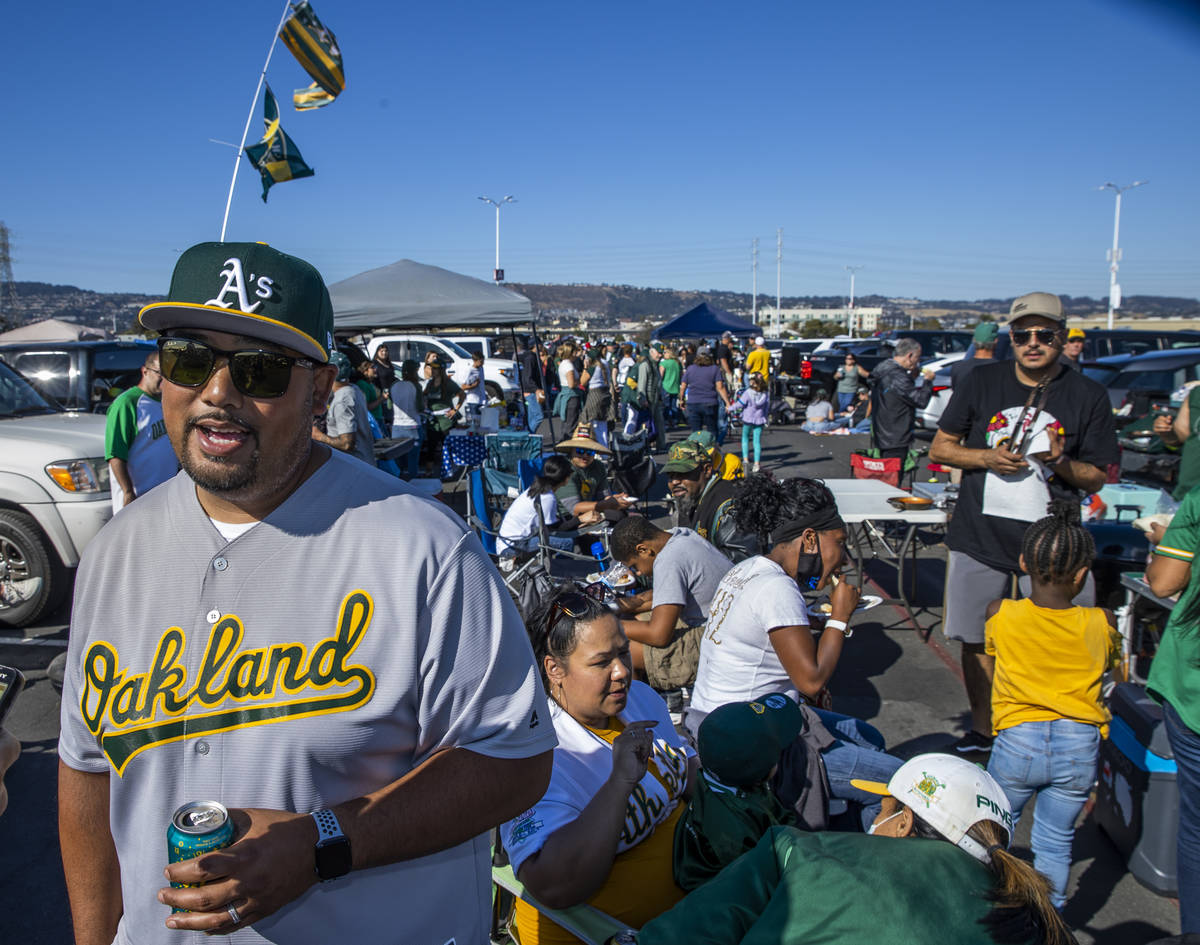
[717,399,729,445]
[848,417,872,434]
[812,708,903,830]
[837,391,856,412]
[1165,700,1200,933]
[987,719,1100,908]
[686,403,719,438]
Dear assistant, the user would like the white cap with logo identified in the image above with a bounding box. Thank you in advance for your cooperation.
[851,753,1013,864]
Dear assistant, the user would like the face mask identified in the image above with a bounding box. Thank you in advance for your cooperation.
[867,809,904,836]
[795,535,823,589]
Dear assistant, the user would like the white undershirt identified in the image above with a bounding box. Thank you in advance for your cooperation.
[208,518,260,542]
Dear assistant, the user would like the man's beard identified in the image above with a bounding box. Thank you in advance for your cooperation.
[179,417,262,494]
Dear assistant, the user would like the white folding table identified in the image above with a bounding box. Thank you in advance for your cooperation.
[825,479,948,630]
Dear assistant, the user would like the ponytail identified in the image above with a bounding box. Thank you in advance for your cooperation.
[971,821,1078,945]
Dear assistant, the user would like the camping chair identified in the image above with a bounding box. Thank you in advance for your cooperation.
[483,431,544,503]
[491,837,635,945]
[609,430,657,501]
[467,469,542,589]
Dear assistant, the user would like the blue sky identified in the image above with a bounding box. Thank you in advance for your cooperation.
[4,0,1198,302]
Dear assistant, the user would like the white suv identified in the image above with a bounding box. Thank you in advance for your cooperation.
[0,359,112,628]
[365,335,519,401]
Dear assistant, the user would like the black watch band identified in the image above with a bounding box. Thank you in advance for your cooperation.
[311,808,352,881]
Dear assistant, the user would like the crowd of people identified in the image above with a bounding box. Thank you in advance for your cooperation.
[0,243,1191,945]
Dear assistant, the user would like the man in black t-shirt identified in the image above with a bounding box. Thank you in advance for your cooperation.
[930,291,1118,761]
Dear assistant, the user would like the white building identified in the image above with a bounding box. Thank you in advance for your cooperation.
[760,306,881,336]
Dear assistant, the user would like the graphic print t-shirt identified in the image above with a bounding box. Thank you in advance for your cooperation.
[939,361,1119,571]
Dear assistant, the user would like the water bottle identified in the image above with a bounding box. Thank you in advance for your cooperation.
[590,540,609,570]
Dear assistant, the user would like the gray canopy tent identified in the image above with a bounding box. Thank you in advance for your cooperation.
[329,259,532,331]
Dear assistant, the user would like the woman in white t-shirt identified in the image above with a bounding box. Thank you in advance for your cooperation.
[498,454,598,555]
[553,343,583,433]
[688,474,902,827]
[389,359,425,478]
[501,587,696,944]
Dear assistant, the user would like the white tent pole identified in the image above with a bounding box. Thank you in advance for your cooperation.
[219,0,295,242]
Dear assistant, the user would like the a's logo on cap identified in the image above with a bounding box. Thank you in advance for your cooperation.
[913,771,946,807]
[205,257,277,314]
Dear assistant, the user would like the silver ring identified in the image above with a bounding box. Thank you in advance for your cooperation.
[227,904,241,925]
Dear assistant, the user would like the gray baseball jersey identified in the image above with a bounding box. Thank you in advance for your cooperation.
[59,450,556,945]
[325,383,376,465]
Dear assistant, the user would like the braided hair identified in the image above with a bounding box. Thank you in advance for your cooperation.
[732,473,837,548]
[1020,499,1095,585]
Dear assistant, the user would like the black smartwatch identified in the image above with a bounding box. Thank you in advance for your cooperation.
[311,808,352,881]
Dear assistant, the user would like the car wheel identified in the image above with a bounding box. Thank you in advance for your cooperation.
[485,382,504,402]
[0,510,67,628]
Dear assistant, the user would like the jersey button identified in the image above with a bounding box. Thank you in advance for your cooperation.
[195,740,210,755]
[206,609,221,623]
[213,557,229,572]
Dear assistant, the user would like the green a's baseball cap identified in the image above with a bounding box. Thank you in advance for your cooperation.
[663,440,709,474]
[139,241,334,362]
[1008,291,1065,328]
[697,693,803,787]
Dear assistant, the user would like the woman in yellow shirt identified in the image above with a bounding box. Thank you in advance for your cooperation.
[983,499,1119,910]
[500,586,698,944]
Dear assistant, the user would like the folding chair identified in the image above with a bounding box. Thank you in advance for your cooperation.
[483,431,543,503]
[491,841,635,945]
[466,469,542,588]
[609,430,657,501]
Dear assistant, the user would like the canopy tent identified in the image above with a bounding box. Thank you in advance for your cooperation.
[329,259,532,331]
[0,318,113,342]
[652,302,759,340]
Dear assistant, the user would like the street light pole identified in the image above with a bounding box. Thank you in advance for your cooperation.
[478,195,515,282]
[1098,180,1146,330]
[845,265,864,337]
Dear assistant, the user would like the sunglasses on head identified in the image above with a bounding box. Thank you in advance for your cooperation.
[545,582,611,634]
[1010,328,1059,346]
[157,337,313,399]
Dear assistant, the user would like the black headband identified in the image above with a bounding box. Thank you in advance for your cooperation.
[769,506,845,546]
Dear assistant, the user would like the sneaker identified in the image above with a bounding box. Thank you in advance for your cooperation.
[752,462,760,473]
[950,730,994,763]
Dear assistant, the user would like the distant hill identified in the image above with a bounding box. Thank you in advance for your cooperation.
[3,279,1197,334]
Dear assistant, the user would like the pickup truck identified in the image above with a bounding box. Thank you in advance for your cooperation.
[364,334,519,401]
[0,358,112,627]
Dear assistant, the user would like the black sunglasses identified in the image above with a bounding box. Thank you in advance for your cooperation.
[1010,328,1059,346]
[158,337,313,399]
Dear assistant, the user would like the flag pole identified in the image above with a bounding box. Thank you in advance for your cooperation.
[219,0,295,242]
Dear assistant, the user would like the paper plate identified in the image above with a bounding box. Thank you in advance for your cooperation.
[586,572,636,588]
[807,594,882,618]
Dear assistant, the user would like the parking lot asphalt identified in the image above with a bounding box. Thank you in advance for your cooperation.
[0,420,1182,943]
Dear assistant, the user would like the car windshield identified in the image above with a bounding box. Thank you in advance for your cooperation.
[1110,365,1200,392]
[437,338,472,359]
[0,359,57,417]
[1082,365,1123,386]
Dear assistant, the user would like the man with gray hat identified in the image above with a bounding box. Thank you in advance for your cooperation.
[311,351,376,465]
[930,291,1118,761]
[57,242,555,945]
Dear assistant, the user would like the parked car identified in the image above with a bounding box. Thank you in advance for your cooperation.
[0,339,158,413]
[362,334,519,401]
[0,358,112,627]
[1088,347,1200,417]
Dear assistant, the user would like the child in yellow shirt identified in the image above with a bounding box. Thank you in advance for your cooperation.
[984,499,1119,910]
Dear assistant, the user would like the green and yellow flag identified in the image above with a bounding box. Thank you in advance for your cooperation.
[279,1,344,110]
[243,86,314,202]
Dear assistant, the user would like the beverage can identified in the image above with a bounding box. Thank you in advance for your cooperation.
[167,801,235,912]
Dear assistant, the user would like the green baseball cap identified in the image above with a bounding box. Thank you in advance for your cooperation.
[663,440,709,474]
[697,694,804,787]
[687,430,717,452]
[139,241,335,363]
[972,322,999,344]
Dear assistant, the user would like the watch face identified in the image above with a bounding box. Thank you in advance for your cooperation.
[316,838,353,881]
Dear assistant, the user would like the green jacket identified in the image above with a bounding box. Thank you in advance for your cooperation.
[642,827,1027,945]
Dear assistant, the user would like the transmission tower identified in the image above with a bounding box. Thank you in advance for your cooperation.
[0,222,18,332]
